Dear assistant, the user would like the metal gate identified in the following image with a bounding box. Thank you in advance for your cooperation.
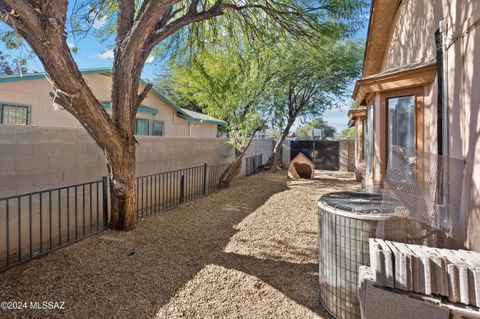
[290,140,339,170]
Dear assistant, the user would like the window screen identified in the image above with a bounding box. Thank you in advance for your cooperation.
[1,104,29,125]
[152,120,164,136]
[386,95,415,181]
[134,118,149,136]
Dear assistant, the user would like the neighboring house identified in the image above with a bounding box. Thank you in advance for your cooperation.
[0,67,226,137]
[350,1,480,250]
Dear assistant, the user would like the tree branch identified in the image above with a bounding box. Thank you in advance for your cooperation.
[134,82,153,111]
[149,1,224,47]
[1,0,123,154]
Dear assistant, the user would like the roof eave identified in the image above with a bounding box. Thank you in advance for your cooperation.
[353,63,437,103]
[177,113,227,126]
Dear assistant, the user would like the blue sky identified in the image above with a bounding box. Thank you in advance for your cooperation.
[0,9,368,133]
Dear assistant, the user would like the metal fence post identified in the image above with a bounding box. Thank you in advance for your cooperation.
[179,174,185,203]
[102,176,109,227]
[203,163,208,195]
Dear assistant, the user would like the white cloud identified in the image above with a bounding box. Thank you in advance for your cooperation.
[98,49,114,60]
[146,55,155,64]
[67,42,75,49]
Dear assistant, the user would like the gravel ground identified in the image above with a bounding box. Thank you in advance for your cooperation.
[0,170,360,319]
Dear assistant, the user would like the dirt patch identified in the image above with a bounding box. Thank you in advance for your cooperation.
[0,171,360,318]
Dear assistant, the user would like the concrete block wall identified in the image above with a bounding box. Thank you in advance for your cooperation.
[0,126,278,198]
[239,139,274,176]
[281,139,291,167]
[339,139,355,172]
[0,125,238,198]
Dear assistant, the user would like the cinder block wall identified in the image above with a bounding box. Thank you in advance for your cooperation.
[339,139,355,172]
[239,139,274,176]
[281,139,291,167]
[0,125,239,198]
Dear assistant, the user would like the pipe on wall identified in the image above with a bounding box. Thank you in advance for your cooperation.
[434,21,450,232]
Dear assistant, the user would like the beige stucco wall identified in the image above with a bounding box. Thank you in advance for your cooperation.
[365,0,480,250]
[0,74,218,138]
[381,0,444,70]
[442,0,480,251]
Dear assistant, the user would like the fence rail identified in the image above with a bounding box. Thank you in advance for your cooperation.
[0,162,232,271]
[245,154,263,176]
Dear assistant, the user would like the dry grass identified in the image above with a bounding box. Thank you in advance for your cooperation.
[0,170,360,318]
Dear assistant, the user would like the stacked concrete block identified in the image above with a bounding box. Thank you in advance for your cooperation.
[368,238,480,308]
[369,239,394,288]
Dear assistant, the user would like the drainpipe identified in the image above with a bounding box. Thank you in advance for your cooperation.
[435,21,450,232]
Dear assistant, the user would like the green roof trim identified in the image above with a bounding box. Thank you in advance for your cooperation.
[101,102,158,115]
[141,79,227,125]
[177,113,227,125]
[0,67,226,125]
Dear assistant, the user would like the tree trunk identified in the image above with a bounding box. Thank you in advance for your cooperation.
[218,131,258,188]
[271,120,294,171]
[107,140,137,231]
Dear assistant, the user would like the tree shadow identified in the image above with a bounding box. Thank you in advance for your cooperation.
[216,252,330,316]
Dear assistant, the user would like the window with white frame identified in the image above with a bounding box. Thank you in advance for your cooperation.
[1,104,30,125]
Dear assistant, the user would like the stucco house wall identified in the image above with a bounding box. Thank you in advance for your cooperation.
[442,0,480,251]
[0,70,220,138]
[353,0,480,251]
[381,0,444,70]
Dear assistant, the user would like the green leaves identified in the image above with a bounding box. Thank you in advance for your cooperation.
[266,37,363,130]
[0,50,28,75]
[162,42,272,149]
[1,31,23,49]
[295,118,336,140]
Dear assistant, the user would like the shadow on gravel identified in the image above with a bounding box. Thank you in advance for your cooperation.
[217,252,323,314]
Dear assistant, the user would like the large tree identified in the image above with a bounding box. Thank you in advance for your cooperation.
[0,0,365,230]
[268,39,363,169]
[162,41,273,185]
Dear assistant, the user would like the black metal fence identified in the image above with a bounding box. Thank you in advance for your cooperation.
[0,180,106,271]
[245,154,263,176]
[0,162,231,271]
[135,162,231,219]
